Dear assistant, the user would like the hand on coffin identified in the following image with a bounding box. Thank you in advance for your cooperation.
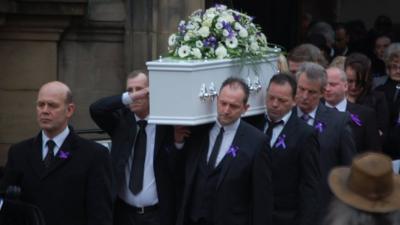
[129,87,149,101]
[174,126,191,144]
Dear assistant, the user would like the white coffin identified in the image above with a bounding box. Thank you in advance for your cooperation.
[146,55,279,125]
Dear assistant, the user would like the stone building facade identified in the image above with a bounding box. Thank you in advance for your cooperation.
[0,0,203,165]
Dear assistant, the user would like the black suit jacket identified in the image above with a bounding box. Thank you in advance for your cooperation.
[376,79,400,158]
[1,131,113,225]
[346,102,381,152]
[176,120,273,225]
[309,104,356,212]
[246,113,320,225]
[90,95,177,225]
[357,90,390,145]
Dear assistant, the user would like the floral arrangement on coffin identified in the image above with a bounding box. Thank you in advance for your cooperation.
[168,4,275,60]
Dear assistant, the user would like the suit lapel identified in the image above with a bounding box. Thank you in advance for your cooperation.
[124,112,138,165]
[314,104,329,125]
[28,133,46,178]
[154,125,165,158]
[41,132,75,180]
[216,121,244,190]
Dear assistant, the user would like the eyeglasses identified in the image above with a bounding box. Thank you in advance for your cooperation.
[389,64,400,71]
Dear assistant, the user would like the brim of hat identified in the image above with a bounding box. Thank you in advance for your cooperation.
[329,167,400,213]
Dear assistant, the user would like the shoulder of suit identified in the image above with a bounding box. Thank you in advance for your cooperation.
[9,137,37,152]
[72,133,109,154]
[240,120,265,138]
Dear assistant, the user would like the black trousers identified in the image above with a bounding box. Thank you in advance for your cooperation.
[113,198,160,225]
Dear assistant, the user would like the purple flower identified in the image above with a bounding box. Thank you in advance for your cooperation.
[222,22,235,38]
[227,146,239,158]
[178,23,186,35]
[350,113,362,126]
[396,116,400,127]
[314,121,326,133]
[275,134,287,149]
[58,150,70,160]
[203,36,217,48]
[233,13,241,21]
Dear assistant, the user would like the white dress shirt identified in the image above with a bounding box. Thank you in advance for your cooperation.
[264,111,292,147]
[297,106,318,126]
[325,98,347,112]
[119,115,158,207]
[41,126,70,159]
[207,119,240,166]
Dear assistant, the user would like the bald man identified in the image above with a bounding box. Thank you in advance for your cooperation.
[0,81,113,225]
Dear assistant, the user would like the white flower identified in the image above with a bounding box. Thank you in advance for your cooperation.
[202,18,213,27]
[191,48,202,59]
[168,34,176,46]
[225,37,238,49]
[215,4,227,11]
[198,26,210,38]
[258,33,267,44]
[239,29,248,38]
[215,22,223,30]
[184,31,195,41]
[250,41,259,52]
[178,45,191,58]
[196,40,204,48]
[215,45,228,59]
[234,22,243,30]
[222,29,230,37]
[220,12,234,23]
[204,12,216,20]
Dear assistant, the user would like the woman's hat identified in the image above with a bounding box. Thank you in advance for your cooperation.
[328,152,400,213]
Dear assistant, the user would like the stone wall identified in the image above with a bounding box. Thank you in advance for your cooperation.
[0,0,204,165]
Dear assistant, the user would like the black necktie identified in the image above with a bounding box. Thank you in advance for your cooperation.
[208,127,224,169]
[44,140,56,168]
[129,120,147,195]
[265,119,283,144]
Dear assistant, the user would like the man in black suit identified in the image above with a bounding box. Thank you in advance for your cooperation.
[176,77,273,225]
[1,81,113,225]
[90,70,177,225]
[325,67,381,152]
[246,73,320,225]
[294,62,357,220]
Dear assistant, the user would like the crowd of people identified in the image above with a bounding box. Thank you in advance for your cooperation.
[0,15,400,225]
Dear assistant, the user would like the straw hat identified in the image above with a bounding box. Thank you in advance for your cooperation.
[328,152,400,213]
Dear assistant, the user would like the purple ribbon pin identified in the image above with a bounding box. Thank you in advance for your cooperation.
[275,135,287,149]
[227,146,239,158]
[350,113,362,126]
[58,150,70,160]
[314,121,326,133]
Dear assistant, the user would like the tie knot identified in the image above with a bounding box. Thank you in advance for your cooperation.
[301,114,310,122]
[47,140,56,150]
[137,120,147,129]
[268,119,283,129]
[218,127,225,134]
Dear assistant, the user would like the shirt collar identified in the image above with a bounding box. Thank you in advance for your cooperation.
[215,118,241,133]
[265,110,292,125]
[135,115,149,123]
[297,106,318,119]
[325,98,347,112]
[42,126,70,149]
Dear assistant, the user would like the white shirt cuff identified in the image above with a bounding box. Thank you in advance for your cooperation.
[122,92,133,105]
[175,142,184,149]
